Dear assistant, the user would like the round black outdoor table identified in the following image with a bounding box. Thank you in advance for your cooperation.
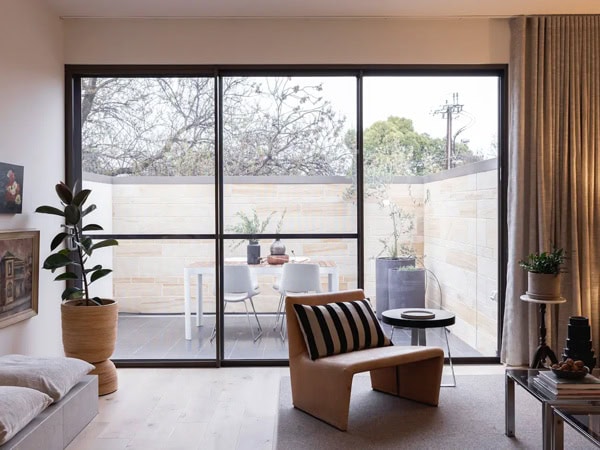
[382,308,456,387]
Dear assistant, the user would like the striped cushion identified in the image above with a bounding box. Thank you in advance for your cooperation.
[293,299,392,360]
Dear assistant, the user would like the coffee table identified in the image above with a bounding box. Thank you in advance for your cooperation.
[552,405,600,449]
[382,308,456,387]
[505,369,600,450]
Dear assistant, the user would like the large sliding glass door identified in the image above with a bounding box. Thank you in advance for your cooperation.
[221,75,358,360]
[362,75,501,357]
[77,75,218,361]
[67,66,505,366]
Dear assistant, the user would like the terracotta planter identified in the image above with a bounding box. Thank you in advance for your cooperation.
[527,272,561,300]
[61,299,118,396]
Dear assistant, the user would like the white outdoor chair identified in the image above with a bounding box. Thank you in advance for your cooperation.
[273,262,321,341]
[210,265,263,342]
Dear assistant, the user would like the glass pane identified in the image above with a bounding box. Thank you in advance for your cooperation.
[363,76,499,357]
[91,238,217,360]
[81,77,215,234]
[222,76,357,235]
[221,238,358,360]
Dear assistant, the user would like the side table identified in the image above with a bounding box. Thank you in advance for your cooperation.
[520,295,566,368]
[381,308,456,387]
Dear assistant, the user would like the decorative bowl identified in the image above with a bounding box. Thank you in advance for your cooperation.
[551,366,589,380]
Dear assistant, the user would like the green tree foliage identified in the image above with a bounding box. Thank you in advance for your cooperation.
[345,116,480,180]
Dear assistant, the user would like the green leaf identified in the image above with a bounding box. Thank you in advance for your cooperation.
[84,264,102,274]
[90,239,119,252]
[43,253,74,271]
[82,224,103,232]
[64,205,80,225]
[72,189,91,207]
[58,248,71,256]
[81,204,97,217]
[90,269,112,283]
[89,297,103,306]
[62,287,83,301]
[54,272,79,281]
[50,232,69,251]
[81,237,93,254]
[56,182,73,204]
[35,206,65,217]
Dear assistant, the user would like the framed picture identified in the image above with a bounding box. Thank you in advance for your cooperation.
[0,230,39,328]
[0,162,24,214]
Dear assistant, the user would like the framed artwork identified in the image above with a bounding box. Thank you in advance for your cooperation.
[0,230,39,328]
[0,162,24,214]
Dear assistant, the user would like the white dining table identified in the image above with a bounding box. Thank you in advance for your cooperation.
[183,257,339,340]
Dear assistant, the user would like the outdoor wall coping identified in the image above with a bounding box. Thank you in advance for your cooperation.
[83,158,497,185]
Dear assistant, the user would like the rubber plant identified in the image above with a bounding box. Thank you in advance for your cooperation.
[35,181,118,306]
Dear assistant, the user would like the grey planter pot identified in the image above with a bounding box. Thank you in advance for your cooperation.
[388,268,426,310]
[375,257,415,318]
[247,242,261,265]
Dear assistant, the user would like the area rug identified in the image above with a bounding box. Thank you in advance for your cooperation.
[276,375,593,449]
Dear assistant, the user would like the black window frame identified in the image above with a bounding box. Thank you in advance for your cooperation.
[65,64,507,368]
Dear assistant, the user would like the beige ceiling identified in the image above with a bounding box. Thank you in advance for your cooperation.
[43,0,600,19]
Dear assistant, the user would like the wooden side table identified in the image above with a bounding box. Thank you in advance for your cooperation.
[520,295,567,369]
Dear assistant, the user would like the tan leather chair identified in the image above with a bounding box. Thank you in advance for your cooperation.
[285,289,445,431]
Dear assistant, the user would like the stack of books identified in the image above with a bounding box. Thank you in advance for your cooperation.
[533,370,600,398]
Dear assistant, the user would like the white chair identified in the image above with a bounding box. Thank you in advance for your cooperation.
[274,263,321,340]
[210,265,262,342]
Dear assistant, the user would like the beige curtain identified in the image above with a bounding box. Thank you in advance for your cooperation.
[502,15,600,367]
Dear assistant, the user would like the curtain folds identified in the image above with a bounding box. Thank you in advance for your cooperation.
[502,15,600,367]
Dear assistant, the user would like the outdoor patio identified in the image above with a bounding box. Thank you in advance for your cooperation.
[113,313,482,360]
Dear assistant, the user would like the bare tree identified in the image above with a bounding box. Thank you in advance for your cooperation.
[81,76,352,177]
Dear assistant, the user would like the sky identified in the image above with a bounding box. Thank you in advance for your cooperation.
[319,75,499,159]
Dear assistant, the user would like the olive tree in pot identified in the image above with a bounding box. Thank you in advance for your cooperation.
[519,247,565,300]
[36,182,119,396]
[374,198,418,318]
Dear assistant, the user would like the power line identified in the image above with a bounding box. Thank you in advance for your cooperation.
[433,93,463,169]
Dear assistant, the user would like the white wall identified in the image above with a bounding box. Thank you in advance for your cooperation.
[63,18,510,64]
[0,0,64,356]
[0,13,507,356]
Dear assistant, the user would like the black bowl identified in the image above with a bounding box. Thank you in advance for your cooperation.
[551,366,589,380]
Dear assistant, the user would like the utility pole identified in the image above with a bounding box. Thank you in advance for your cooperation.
[433,93,463,169]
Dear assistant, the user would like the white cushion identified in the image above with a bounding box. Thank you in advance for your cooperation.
[0,354,94,401]
[0,386,53,445]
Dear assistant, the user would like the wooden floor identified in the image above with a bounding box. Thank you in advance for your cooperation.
[113,314,484,360]
[66,365,505,450]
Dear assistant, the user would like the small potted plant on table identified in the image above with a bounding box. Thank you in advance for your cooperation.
[519,247,565,300]
[228,209,277,264]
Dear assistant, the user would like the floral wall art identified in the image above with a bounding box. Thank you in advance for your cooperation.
[0,162,23,214]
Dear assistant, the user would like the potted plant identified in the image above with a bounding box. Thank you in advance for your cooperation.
[374,198,417,318]
[227,209,277,264]
[519,247,565,300]
[36,181,119,396]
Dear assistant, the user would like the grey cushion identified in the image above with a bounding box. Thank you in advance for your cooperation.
[293,298,392,360]
[0,354,94,401]
[0,386,53,445]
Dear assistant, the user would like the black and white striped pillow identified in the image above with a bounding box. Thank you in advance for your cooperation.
[293,299,392,360]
